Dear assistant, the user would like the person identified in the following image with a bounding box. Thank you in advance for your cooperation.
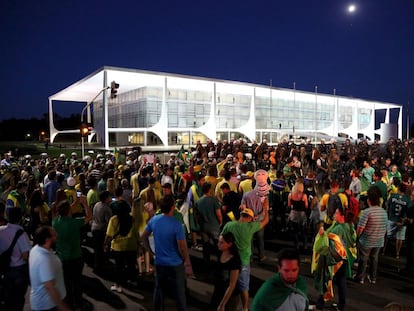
[194,182,222,264]
[52,200,91,310]
[287,178,309,250]
[29,226,71,311]
[251,248,308,311]
[312,206,356,311]
[240,169,270,262]
[211,232,241,311]
[104,200,140,293]
[91,190,112,272]
[384,183,411,258]
[320,180,348,228]
[354,186,388,284]
[5,181,28,219]
[0,208,31,311]
[401,190,414,276]
[221,206,269,311]
[141,195,191,311]
[220,182,241,225]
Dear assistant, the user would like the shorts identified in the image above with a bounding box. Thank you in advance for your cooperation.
[387,220,406,240]
[238,264,251,292]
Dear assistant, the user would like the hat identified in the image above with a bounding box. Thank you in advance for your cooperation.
[241,208,254,218]
[66,177,76,187]
[246,171,254,178]
[226,154,233,159]
[193,165,202,173]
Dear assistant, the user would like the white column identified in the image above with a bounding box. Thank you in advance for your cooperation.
[48,99,59,143]
[398,106,403,138]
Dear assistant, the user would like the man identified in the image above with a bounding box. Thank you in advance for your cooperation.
[320,180,348,228]
[221,183,241,225]
[361,160,375,184]
[354,186,388,284]
[194,183,222,263]
[52,200,91,310]
[221,206,269,311]
[142,195,190,311]
[6,181,28,219]
[91,191,113,271]
[44,171,60,207]
[0,208,31,311]
[240,169,270,262]
[29,226,70,311]
[139,176,162,212]
[384,183,411,258]
[251,248,308,311]
[348,169,361,200]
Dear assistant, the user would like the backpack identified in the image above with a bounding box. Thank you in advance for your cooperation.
[0,229,24,277]
[345,194,360,223]
[327,194,343,221]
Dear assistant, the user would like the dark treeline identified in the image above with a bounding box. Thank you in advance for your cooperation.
[0,113,81,141]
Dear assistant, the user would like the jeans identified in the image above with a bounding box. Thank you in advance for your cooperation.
[357,243,381,280]
[112,250,137,285]
[92,229,106,270]
[1,264,29,311]
[200,229,219,263]
[62,258,84,309]
[154,263,186,311]
[253,227,265,259]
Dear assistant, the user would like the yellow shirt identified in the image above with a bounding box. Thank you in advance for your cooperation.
[106,215,140,252]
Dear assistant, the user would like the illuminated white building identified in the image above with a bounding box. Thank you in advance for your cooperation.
[49,66,402,149]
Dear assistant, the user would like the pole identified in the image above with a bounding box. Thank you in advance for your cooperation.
[81,136,85,159]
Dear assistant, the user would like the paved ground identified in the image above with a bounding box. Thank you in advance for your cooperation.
[23,238,414,311]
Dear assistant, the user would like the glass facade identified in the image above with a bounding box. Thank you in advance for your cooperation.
[49,67,399,148]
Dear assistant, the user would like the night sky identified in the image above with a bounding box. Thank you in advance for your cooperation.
[1,0,414,129]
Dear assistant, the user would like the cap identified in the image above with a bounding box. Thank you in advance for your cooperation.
[66,177,76,187]
[241,208,254,218]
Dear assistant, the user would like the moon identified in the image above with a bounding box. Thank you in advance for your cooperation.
[348,4,356,13]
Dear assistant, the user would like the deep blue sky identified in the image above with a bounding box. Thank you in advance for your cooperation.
[1,0,414,126]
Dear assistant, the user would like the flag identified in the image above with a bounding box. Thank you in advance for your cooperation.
[178,145,186,161]
[114,147,119,165]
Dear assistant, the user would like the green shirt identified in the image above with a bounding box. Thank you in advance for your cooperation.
[52,216,84,261]
[221,220,261,265]
[251,273,308,311]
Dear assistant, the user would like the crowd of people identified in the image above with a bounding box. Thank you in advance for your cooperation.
[0,135,413,311]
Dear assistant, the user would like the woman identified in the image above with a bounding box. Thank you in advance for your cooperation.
[313,206,357,311]
[288,178,309,249]
[211,232,241,311]
[131,198,151,275]
[105,200,140,293]
[29,189,49,236]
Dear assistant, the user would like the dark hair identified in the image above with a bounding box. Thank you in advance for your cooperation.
[88,177,97,189]
[115,187,123,197]
[16,181,28,190]
[367,186,381,206]
[202,183,211,194]
[117,200,132,237]
[220,183,230,190]
[99,190,111,202]
[277,248,300,267]
[34,226,53,246]
[160,195,175,214]
[221,232,239,256]
[56,200,70,216]
[29,189,44,207]
[8,207,23,224]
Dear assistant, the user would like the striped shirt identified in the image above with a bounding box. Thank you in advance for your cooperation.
[358,206,388,248]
